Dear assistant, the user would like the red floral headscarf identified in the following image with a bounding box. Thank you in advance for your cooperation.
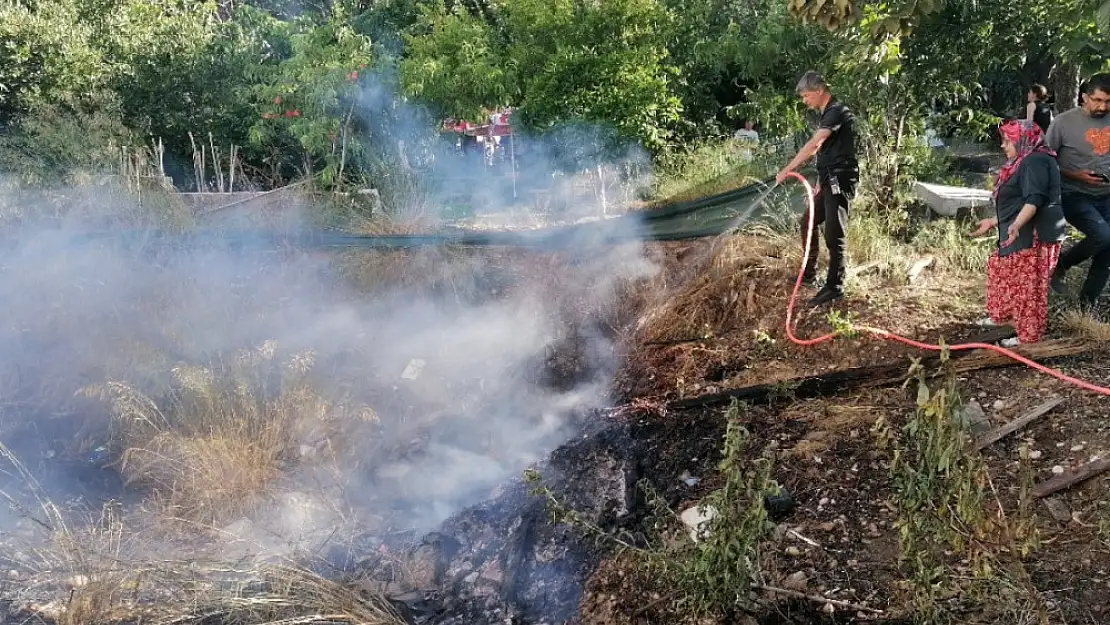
[994,119,1056,199]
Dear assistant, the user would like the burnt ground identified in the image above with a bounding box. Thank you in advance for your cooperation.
[387,238,1110,625]
[574,238,1110,624]
[581,355,1110,625]
[1,237,1108,625]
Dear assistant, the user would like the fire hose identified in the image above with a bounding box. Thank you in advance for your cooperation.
[779,170,1110,397]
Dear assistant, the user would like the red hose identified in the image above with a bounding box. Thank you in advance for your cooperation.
[782,171,1110,397]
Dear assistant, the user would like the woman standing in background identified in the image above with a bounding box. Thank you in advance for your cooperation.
[971,119,1067,346]
[1026,84,1053,133]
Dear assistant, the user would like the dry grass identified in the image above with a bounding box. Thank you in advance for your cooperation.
[1060,309,1110,342]
[634,237,792,345]
[80,341,374,525]
[147,565,407,625]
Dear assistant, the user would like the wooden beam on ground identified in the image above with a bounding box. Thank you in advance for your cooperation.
[668,335,1096,411]
[1033,458,1110,499]
[973,397,1065,450]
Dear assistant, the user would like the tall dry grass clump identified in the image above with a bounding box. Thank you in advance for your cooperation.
[634,236,794,344]
[1060,308,1110,342]
[80,340,375,525]
[147,565,407,625]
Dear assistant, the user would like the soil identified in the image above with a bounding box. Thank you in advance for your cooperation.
[578,238,1110,625]
[3,233,1109,625]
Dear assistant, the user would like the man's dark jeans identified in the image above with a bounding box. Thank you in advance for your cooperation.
[801,169,858,292]
[1057,191,1110,306]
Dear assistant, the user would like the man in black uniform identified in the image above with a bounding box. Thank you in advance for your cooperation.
[777,70,859,306]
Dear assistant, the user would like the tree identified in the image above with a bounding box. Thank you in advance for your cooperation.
[248,5,374,184]
[398,3,511,122]
[399,0,681,155]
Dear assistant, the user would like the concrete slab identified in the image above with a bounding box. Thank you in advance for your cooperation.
[913,181,993,217]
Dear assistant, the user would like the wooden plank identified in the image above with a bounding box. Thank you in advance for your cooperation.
[667,335,1097,411]
[1033,458,1110,499]
[973,397,1065,450]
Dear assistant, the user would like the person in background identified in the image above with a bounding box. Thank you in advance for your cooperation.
[734,119,760,143]
[776,70,858,307]
[734,119,760,163]
[1045,73,1110,311]
[1026,84,1053,133]
[971,119,1067,346]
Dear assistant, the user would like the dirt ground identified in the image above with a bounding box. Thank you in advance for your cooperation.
[582,238,1110,625]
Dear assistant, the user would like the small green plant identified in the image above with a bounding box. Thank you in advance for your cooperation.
[874,357,1046,623]
[827,309,859,338]
[524,399,777,619]
[667,403,776,616]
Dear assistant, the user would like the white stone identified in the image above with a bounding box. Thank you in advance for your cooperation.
[680,504,719,543]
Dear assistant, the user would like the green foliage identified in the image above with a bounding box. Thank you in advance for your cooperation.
[248,6,374,184]
[874,360,991,622]
[400,0,681,153]
[0,0,107,118]
[871,361,1043,623]
[649,138,764,202]
[666,404,775,616]
[0,96,134,183]
[399,3,511,122]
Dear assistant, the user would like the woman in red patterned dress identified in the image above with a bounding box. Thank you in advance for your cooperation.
[971,119,1068,346]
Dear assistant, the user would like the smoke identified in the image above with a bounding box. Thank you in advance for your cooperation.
[0,75,659,569]
[352,70,656,228]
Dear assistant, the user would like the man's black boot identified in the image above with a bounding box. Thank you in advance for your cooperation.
[808,285,843,307]
[1049,267,1068,295]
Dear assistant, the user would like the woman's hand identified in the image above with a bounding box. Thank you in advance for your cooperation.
[1003,222,1021,247]
[971,218,997,237]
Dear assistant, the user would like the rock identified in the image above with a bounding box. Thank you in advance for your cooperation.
[1041,497,1072,523]
[1029,450,1043,460]
[993,400,1006,411]
[784,571,809,591]
[1052,465,1066,475]
[680,504,719,543]
[785,546,802,557]
[960,401,991,436]
[763,491,796,521]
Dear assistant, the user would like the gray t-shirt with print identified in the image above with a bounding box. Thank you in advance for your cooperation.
[1045,107,1110,197]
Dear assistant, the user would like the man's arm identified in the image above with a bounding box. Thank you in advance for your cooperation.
[1061,168,1109,186]
[777,128,831,183]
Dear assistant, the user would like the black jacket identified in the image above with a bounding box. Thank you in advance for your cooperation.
[994,151,1067,256]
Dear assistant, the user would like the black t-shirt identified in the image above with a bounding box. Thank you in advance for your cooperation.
[816,99,857,173]
[1032,102,1053,134]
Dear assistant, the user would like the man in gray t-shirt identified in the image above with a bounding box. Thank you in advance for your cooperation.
[1046,73,1110,309]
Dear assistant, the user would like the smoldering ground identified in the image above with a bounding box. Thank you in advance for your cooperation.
[0,145,657,577]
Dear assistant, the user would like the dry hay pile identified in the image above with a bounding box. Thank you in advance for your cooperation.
[617,234,947,399]
[19,562,406,625]
[145,565,408,625]
[80,341,376,525]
